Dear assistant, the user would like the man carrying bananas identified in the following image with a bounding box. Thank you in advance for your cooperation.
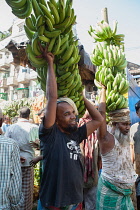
[38,50,103,210]
[96,86,137,210]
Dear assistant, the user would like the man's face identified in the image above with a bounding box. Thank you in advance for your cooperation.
[38,113,44,124]
[136,108,140,118]
[114,122,130,145]
[56,102,78,133]
[117,122,131,135]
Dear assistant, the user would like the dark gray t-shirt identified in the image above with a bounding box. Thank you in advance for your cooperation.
[130,122,140,154]
[39,123,87,208]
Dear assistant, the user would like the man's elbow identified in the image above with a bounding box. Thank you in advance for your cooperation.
[99,116,104,125]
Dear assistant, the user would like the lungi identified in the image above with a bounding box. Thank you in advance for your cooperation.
[20,166,34,210]
[96,175,134,210]
[42,203,82,210]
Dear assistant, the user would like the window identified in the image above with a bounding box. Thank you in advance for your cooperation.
[18,22,24,32]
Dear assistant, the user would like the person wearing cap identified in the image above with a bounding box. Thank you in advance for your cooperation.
[38,51,103,210]
[0,108,24,209]
[5,107,39,210]
[96,86,137,210]
[130,100,140,210]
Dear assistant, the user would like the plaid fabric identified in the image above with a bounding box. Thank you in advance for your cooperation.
[96,176,134,210]
[42,203,82,210]
[20,167,34,210]
[79,117,97,183]
[0,136,24,209]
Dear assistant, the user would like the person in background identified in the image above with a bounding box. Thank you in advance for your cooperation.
[96,86,137,210]
[130,100,140,210]
[5,107,39,210]
[30,108,45,210]
[0,108,24,209]
[1,115,10,134]
[79,110,100,210]
[38,51,103,210]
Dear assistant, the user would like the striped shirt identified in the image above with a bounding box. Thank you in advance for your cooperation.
[0,136,24,209]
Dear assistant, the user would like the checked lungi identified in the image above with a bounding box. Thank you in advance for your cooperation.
[20,166,34,210]
[96,175,134,210]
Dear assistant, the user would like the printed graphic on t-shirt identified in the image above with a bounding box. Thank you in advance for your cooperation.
[67,140,81,160]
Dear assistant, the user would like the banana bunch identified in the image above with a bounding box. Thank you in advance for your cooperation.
[91,43,127,70]
[88,20,124,48]
[5,0,32,19]
[94,64,129,112]
[90,18,129,113]
[23,0,86,117]
[36,62,86,118]
[106,91,128,112]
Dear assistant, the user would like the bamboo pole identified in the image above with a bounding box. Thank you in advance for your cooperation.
[101,7,109,23]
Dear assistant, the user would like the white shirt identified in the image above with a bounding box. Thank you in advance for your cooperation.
[101,137,137,186]
[5,118,39,167]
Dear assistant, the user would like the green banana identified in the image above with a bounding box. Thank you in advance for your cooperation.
[58,77,74,90]
[108,102,116,111]
[24,25,35,41]
[58,89,69,97]
[57,72,71,83]
[48,1,60,24]
[54,16,71,29]
[118,79,126,93]
[59,57,74,70]
[52,35,61,55]
[6,0,27,9]
[115,97,122,107]
[45,17,54,31]
[38,25,45,35]
[31,14,36,26]
[31,36,42,56]
[36,15,45,28]
[48,37,56,52]
[60,34,69,46]
[78,105,85,114]
[57,40,69,55]
[107,81,112,93]
[58,0,65,23]
[38,35,50,43]
[32,0,41,18]
[44,29,61,38]
[39,3,55,25]
[12,0,32,19]
[60,44,74,64]
[59,73,74,85]
[25,17,36,31]
[117,97,126,109]
[26,44,46,67]
[117,60,127,70]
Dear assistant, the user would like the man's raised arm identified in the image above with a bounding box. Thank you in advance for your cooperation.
[43,52,57,128]
[83,96,103,137]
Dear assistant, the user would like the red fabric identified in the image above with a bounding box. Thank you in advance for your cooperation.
[79,117,97,182]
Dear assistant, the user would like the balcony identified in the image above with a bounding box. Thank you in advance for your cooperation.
[0,78,7,88]
[17,72,30,84]
[7,76,18,86]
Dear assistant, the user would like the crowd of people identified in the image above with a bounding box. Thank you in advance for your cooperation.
[0,51,140,210]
